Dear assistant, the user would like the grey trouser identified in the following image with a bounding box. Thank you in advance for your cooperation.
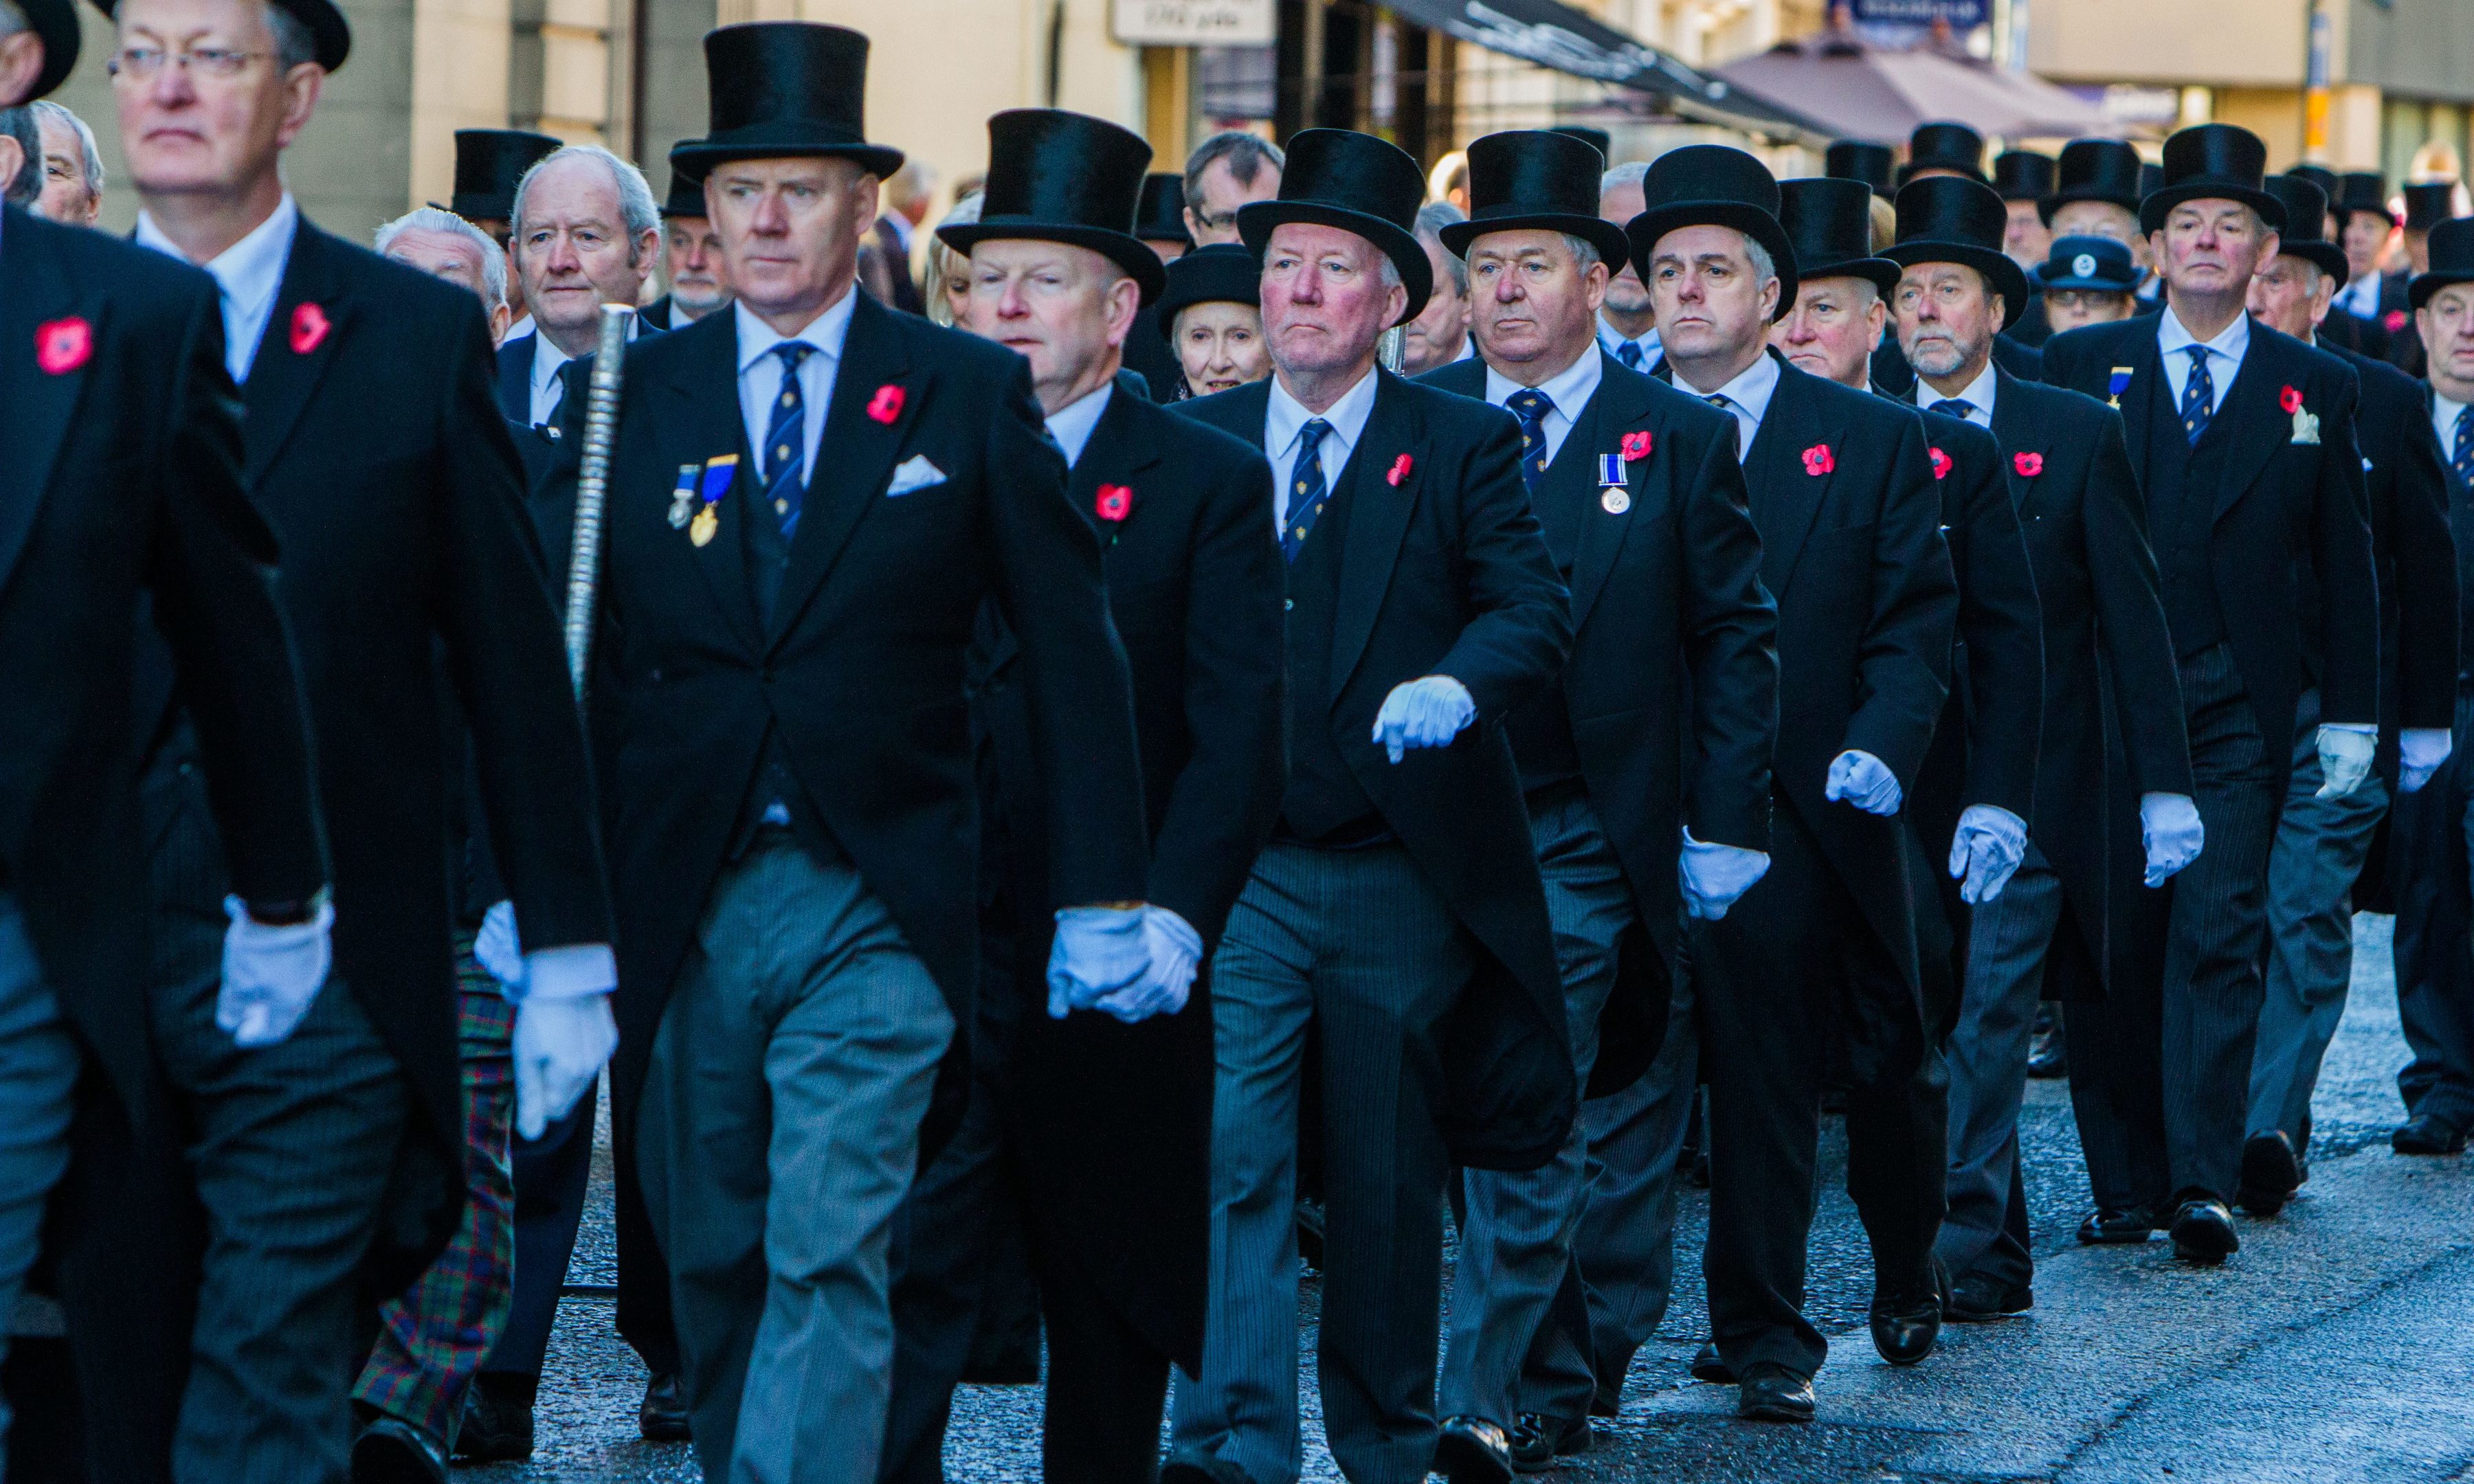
[1440,794,1629,1428]
[1940,842,2063,1288]
[639,832,955,1484]
[0,895,80,1483]
[1170,841,1471,1484]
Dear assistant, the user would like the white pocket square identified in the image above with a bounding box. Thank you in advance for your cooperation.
[887,455,947,497]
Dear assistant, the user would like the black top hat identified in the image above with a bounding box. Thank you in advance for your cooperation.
[2411,217,2474,309]
[2332,170,2392,223]
[1548,126,1611,164]
[1883,175,2029,328]
[434,129,560,223]
[2403,181,2458,234]
[2264,174,2348,286]
[1440,131,1633,271]
[1902,121,1986,184]
[1623,144,1798,322]
[2038,138,2143,226]
[670,23,904,179]
[2139,123,2284,236]
[1992,150,2055,203]
[2288,163,2339,202]
[2033,235,2141,294]
[1826,139,1897,197]
[1135,173,1191,247]
[937,109,1165,308]
[1236,128,1432,326]
[2139,161,2165,201]
[662,166,708,219]
[1777,177,1900,297]
[91,0,346,70]
[18,0,78,101]
[1155,243,1260,340]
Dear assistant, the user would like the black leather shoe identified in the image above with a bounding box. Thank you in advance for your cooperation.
[2168,1197,2240,1263]
[2026,1007,2066,1079]
[1160,1448,1255,1484]
[2236,1131,2302,1215]
[1945,1272,2032,1321]
[1867,1263,1945,1366]
[2394,1112,2469,1156]
[1589,1378,1622,1419]
[1734,1363,1815,1424]
[352,1417,447,1484]
[638,1371,691,1441]
[2077,1206,2156,1245]
[1690,1340,1735,1384]
[1507,1413,1593,1472]
[1434,1416,1515,1484]
[452,1372,535,1463]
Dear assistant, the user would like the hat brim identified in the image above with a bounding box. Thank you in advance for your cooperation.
[2279,240,2350,289]
[936,220,1169,310]
[23,0,77,100]
[1794,256,1904,299]
[1899,164,1988,187]
[2410,270,2474,311]
[443,194,517,224]
[2139,184,2287,237]
[2038,188,2141,228]
[1623,202,1801,323]
[1236,201,1433,327]
[2333,203,2395,227]
[1881,241,2031,330]
[670,134,906,181]
[1438,211,1633,279]
[2033,273,2140,295]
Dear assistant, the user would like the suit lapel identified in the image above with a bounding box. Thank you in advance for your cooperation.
[1743,357,1840,596]
[1990,368,2044,517]
[2210,331,2293,520]
[1564,356,1640,631]
[767,292,914,644]
[497,333,534,423]
[2114,326,2161,479]
[0,210,94,604]
[1070,387,1163,548]
[1330,370,1423,701]
[242,221,357,488]
[660,317,766,654]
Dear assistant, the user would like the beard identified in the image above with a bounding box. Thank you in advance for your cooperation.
[1905,332,1974,379]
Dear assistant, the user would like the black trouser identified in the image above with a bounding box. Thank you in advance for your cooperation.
[2392,690,2474,1132]
[1028,1195,1174,1484]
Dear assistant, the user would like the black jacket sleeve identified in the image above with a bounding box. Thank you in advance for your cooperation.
[1678,416,1777,853]
[1842,412,1959,787]
[1951,429,2044,822]
[2083,410,2194,797]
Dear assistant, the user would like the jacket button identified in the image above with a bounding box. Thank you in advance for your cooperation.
[1284,598,1294,611]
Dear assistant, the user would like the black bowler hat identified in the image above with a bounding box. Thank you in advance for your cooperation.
[1236,128,1431,326]
[1624,144,1798,321]
[2411,217,2474,308]
[671,23,904,179]
[1884,175,2030,328]
[1777,177,1899,297]
[2403,181,2458,234]
[662,167,708,219]
[90,0,347,70]
[1548,126,1611,164]
[2033,235,2141,294]
[1155,243,1259,339]
[2139,123,2284,235]
[1826,139,1897,197]
[2332,171,2392,225]
[1440,130,1633,270]
[2038,138,2144,226]
[434,129,559,223]
[1135,174,1191,247]
[1902,121,1986,184]
[938,109,1166,308]
[2264,175,2348,287]
[17,0,76,101]
[1992,150,2055,203]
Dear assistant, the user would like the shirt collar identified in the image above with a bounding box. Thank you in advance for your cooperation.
[2159,302,2250,366]
[1043,381,1115,471]
[2436,389,2471,436]
[1917,357,1998,422]
[1267,363,1381,462]
[1597,315,1658,355]
[136,192,299,322]
[1483,341,1603,419]
[735,285,859,375]
[1677,347,1782,425]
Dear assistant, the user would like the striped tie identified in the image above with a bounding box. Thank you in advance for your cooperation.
[1614,339,1644,370]
[2181,345,2214,445]
[1508,387,1554,494]
[764,342,814,537]
[2454,406,2474,488]
[1283,419,1333,563]
[1928,398,1972,423]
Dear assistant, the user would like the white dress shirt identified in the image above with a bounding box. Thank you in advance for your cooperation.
[1675,349,1782,460]
[2435,389,2473,466]
[2336,272,2383,319]
[1044,381,1114,471]
[1484,342,1604,469]
[1915,358,1998,427]
[135,193,300,385]
[2157,305,2249,418]
[735,288,858,486]
[526,315,642,426]
[1597,316,1661,370]
[1265,367,1380,532]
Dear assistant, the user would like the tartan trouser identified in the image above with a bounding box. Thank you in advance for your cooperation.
[350,938,519,1449]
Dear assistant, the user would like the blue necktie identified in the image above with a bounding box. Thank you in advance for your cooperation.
[2454,406,2474,488]
[1928,398,1972,423]
[1282,419,1333,563]
[1614,339,1644,370]
[763,342,814,537]
[1507,387,1555,495]
[2181,345,2214,446]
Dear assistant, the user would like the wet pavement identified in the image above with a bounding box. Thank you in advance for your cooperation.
[474,914,2471,1483]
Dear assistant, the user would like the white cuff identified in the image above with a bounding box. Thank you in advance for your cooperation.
[520,943,617,1001]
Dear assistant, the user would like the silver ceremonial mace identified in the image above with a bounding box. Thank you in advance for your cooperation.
[1378,325,1405,374]
[562,302,632,696]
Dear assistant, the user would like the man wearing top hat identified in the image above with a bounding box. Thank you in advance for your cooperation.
[2329,171,2404,355]
[2380,181,2461,376]
[1631,144,1957,1420]
[2044,139,2159,306]
[1120,170,1194,401]
[1418,128,1777,1472]
[1879,174,2195,1316]
[441,126,559,328]
[1827,139,1897,199]
[1871,128,2039,399]
[1994,150,2057,345]
[643,167,733,330]
[2042,122,2380,1263]
[493,144,660,430]
[557,24,1159,1483]
[2240,172,2458,1215]
[1159,126,1573,1484]
[878,106,1286,1484]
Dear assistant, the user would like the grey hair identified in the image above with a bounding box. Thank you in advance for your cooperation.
[1561,233,1602,273]
[1743,235,1777,289]
[263,2,317,70]
[513,144,661,265]
[1601,161,1649,196]
[0,1,24,38]
[375,205,509,311]
[1414,200,1469,295]
[1184,131,1284,202]
[30,102,100,197]
[0,106,36,206]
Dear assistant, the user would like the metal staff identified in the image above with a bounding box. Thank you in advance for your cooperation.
[1378,324,1405,374]
[562,302,632,697]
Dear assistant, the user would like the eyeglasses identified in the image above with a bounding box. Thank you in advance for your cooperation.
[107,45,276,80]
[1189,207,1242,234]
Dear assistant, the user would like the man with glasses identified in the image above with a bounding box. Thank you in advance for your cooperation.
[1182,129,1282,247]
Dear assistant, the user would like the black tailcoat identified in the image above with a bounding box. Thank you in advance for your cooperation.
[495,328,534,422]
[2375,270,2424,377]
[1176,369,1579,1169]
[1420,350,1778,1098]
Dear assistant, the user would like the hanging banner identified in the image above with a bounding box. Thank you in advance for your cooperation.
[1111,0,1275,47]
[1849,0,1991,25]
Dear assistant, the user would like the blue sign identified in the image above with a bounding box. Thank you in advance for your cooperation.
[1850,0,1990,25]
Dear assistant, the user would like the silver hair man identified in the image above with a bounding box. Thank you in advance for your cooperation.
[513,142,660,264]
[375,204,510,311]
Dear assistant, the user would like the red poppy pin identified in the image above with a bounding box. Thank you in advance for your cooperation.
[866,383,905,424]
[2014,451,2044,477]
[1095,484,1132,523]
[1801,443,1834,477]
[1620,429,1653,462]
[2385,309,2409,334]
[1388,453,1414,487]
[289,302,329,355]
[2279,384,2305,415]
[35,317,91,375]
[1928,447,1952,480]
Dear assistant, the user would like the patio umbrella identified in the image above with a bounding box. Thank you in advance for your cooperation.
[1713,31,2121,147]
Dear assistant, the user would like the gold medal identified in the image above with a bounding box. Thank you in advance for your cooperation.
[690,505,719,547]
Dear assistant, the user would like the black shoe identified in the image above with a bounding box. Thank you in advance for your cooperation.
[1734,1363,1814,1424]
[1434,1416,1515,1484]
[351,1417,447,1484]
[2026,1010,2067,1079]
[2168,1196,2240,1263]
[1506,1413,1593,1473]
[1690,1340,1735,1384]
[638,1371,691,1442]
[1868,1261,1945,1366]
[1159,1448,1254,1484]
[1588,1378,1623,1419]
[2394,1112,2469,1156]
[2076,1206,2156,1245]
[2236,1131,2302,1215]
[452,1372,535,1463]
[1945,1272,2033,1321]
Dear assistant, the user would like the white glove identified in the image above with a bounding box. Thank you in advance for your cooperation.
[1948,805,2028,905]
[513,993,618,1140]
[1679,829,1770,920]
[2315,723,2378,800]
[1371,675,1477,763]
[1089,906,1203,1024]
[219,895,335,1048]
[1824,750,1903,816]
[474,899,525,991]
[1047,905,1150,1018]
[2139,791,2205,888]
[473,900,617,1002]
[2400,728,2453,794]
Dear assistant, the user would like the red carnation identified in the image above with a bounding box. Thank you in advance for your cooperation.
[289,302,330,355]
[35,316,90,375]
[1801,443,1834,477]
[1095,484,1132,522]
[2279,384,2304,415]
[1388,453,1414,486]
[1620,429,1653,462]
[867,383,906,424]
[2385,309,2409,333]
[2014,451,2044,477]
[1928,447,1952,480]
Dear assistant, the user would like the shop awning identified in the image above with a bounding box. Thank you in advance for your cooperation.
[1709,33,2122,144]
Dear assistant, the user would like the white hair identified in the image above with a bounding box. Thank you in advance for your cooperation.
[375,205,509,311]
[1561,234,1602,273]
[513,144,660,265]
[1414,200,1469,294]
[1601,161,1649,196]
[1380,253,1403,293]
[30,101,101,198]
[1743,236,1776,288]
